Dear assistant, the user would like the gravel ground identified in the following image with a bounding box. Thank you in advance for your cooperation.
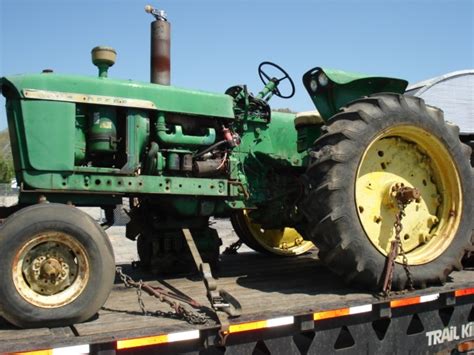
[80,206,253,264]
[0,195,18,207]
[0,196,254,264]
[105,218,253,264]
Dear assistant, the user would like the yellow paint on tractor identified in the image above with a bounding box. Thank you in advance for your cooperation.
[242,210,314,256]
[355,125,462,265]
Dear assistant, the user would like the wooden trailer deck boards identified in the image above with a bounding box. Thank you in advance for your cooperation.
[1,250,473,354]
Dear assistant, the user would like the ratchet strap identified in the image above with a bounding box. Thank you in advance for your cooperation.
[182,228,242,344]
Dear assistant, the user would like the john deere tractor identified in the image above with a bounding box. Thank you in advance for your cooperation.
[0,6,472,328]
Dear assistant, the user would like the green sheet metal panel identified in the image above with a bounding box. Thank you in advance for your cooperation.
[264,111,304,166]
[21,171,232,197]
[302,67,408,120]
[21,100,75,171]
[2,73,235,119]
[235,110,305,173]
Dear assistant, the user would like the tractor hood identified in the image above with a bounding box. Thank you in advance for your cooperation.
[1,73,235,119]
[302,67,408,120]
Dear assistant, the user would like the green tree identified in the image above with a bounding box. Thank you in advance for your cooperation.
[0,155,14,183]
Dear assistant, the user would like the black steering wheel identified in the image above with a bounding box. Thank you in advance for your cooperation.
[258,61,295,99]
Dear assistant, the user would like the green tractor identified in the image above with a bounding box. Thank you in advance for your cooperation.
[0,6,472,328]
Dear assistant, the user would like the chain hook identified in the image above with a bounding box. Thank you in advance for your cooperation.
[382,185,418,295]
[114,267,208,325]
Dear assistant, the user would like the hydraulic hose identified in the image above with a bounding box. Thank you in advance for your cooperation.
[194,140,227,159]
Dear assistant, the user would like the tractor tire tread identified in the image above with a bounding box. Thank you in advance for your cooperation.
[300,94,473,290]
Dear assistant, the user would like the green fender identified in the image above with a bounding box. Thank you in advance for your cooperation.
[302,67,408,120]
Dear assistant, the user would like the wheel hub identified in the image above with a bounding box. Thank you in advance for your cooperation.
[382,182,421,210]
[355,126,462,265]
[22,242,75,296]
[391,184,421,205]
[39,258,63,280]
[13,232,88,308]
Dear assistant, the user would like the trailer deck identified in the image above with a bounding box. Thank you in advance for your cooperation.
[1,248,473,353]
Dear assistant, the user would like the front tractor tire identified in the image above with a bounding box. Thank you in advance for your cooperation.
[0,204,115,328]
[301,94,473,290]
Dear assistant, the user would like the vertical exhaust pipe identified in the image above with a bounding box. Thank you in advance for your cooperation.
[145,5,170,85]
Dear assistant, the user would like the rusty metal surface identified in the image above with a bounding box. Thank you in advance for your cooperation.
[382,240,399,294]
[12,232,90,309]
[150,19,171,85]
[382,186,418,295]
[393,185,421,205]
[115,266,208,325]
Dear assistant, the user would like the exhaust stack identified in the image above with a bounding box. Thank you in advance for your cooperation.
[145,5,170,85]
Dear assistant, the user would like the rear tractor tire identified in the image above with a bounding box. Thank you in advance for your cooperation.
[301,93,473,290]
[231,210,314,256]
[0,203,115,328]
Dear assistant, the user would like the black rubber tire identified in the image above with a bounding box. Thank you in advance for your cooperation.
[231,211,273,255]
[0,203,115,328]
[462,232,474,268]
[299,93,473,290]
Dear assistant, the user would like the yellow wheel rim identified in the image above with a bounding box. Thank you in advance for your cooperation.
[12,232,90,308]
[356,125,462,265]
[242,210,314,256]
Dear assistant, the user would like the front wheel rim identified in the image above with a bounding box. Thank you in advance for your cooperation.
[12,232,90,308]
[355,125,462,265]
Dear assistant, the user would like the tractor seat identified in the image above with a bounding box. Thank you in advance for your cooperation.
[294,110,324,128]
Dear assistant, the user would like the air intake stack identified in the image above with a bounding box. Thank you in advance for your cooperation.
[146,5,171,85]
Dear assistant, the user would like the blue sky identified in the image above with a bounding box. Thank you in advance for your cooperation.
[1,0,473,130]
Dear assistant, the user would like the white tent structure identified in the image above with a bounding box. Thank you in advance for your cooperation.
[405,70,473,135]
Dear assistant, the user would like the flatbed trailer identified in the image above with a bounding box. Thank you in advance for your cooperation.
[1,249,473,354]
